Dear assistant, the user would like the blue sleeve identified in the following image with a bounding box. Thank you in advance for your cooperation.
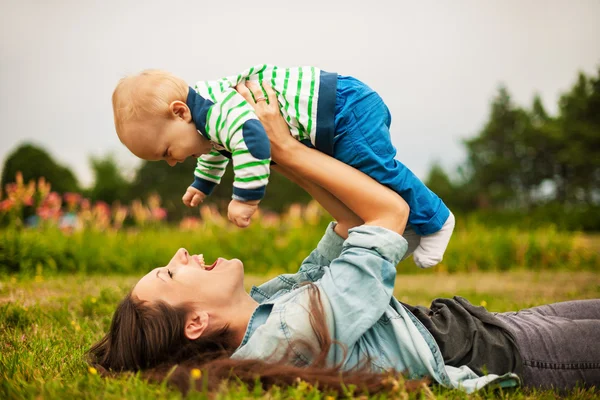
[317,225,408,349]
[250,222,341,302]
[298,222,345,272]
[191,176,218,195]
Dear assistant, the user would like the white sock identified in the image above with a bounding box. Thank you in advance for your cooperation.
[413,212,455,268]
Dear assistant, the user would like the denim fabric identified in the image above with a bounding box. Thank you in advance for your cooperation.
[332,76,450,235]
[232,223,520,393]
[495,300,600,390]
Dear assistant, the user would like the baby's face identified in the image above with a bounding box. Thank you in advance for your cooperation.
[121,117,213,166]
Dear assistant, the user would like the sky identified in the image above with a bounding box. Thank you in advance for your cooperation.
[1,0,599,187]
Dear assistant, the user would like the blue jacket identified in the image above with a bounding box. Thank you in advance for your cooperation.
[231,223,520,393]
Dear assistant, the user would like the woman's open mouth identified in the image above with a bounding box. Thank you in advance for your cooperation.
[192,254,221,270]
[205,258,219,270]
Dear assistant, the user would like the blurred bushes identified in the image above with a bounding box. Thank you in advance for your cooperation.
[1,209,597,277]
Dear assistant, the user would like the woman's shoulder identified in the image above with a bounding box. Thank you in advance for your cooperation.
[233,285,333,365]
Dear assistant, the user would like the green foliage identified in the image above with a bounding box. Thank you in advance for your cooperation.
[0,217,597,277]
[461,204,600,232]
[129,157,200,222]
[0,143,79,194]
[426,68,600,227]
[88,154,131,205]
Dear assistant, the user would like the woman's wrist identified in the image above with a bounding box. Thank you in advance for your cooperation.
[270,137,300,164]
[272,138,305,166]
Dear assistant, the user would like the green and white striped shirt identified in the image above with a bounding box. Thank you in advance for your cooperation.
[188,64,336,201]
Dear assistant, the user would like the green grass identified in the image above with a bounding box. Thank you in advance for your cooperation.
[1,271,599,399]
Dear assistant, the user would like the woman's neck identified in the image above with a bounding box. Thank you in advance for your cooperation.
[220,293,259,349]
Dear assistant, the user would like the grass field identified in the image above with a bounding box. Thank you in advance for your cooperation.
[1,270,599,399]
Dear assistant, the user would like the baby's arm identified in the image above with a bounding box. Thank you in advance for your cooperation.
[209,90,271,202]
[182,151,229,207]
[225,119,271,227]
[204,87,272,226]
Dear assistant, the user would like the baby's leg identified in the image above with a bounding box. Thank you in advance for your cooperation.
[333,77,453,267]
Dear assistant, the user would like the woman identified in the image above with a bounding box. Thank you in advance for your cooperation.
[88,83,600,395]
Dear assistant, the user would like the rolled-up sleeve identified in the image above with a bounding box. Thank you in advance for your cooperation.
[299,222,346,272]
[317,225,408,355]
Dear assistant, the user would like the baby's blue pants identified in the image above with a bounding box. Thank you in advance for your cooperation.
[333,76,450,235]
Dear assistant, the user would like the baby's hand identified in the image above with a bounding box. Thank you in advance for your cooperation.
[227,199,259,228]
[182,186,207,207]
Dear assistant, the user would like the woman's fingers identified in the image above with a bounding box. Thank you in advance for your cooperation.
[235,82,254,105]
[245,81,265,102]
[263,83,278,104]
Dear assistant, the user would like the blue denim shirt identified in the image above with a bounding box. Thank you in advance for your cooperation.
[231,223,520,393]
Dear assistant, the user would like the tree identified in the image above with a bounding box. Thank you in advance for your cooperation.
[464,87,534,208]
[424,162,479,212]
[1,143,79,194]
[460,68,599,211]
[554,70,600,204]
[89,154,131,204]
[424,162,455,206]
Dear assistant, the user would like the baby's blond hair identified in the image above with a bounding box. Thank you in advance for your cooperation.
[112,70,188,137]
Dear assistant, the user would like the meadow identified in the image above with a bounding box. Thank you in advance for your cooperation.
[1,178,600,399]
[2,270,600,399]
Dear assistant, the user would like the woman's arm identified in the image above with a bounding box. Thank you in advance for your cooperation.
[236,81,409,235]
[271,164,363,239]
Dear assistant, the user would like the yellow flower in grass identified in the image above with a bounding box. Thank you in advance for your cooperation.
[480,300,488,307]
[190,368,202,380]
[88,367,98,375]
[91,297,97,303]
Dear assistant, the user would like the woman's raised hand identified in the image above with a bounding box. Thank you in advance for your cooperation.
[235,81,295,162]
[236,80,408,234]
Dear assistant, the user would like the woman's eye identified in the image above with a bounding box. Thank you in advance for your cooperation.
[167,269,173,278]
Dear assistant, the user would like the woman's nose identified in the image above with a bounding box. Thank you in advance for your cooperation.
[170,248,188,265]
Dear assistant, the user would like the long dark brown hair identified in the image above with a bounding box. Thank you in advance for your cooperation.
[87,284,428,395]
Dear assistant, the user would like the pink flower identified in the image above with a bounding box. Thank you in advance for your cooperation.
[37,205,52,220]
[0,199,14,212]
[63,192,82,208]
[46,192,62,208]
[80,199,91,211]
[179,217,200,230]
[5,183,17,197]
[94,201,110,216]
[151,207,167,221]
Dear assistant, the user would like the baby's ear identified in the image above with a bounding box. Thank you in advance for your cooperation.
[170,101,192,122]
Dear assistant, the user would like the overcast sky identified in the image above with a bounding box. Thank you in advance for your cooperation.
[1,0,599,186]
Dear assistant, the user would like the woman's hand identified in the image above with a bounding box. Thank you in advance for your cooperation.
[235,80,408,234]
[235,81,296,162]
[236,81,364,238]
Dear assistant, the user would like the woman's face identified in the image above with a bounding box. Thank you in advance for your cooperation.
[133,248,245,309]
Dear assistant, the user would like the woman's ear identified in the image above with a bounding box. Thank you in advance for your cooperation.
[170,101,192,122]
[185,310,209,340]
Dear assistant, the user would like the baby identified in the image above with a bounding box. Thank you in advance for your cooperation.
[112,65,454,268]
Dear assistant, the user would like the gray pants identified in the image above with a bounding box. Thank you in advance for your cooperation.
[495,299,600,390]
